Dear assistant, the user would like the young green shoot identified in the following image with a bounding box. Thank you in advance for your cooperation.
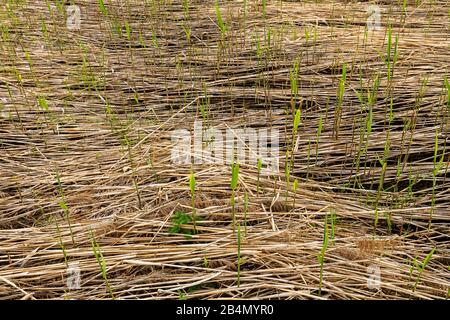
[189,170,198,234]
[97,0,109,17]
[169,211,195,238]
[290,60,300,114]
[215,1,227,36]
[290,107,301,169]
[410,247,436,292]
[90,230,114,299]
[231,162,240,232]
[431,129,445,228]
[293,179,298,209]
[316,114,323,161]
[317,213,329,296]
[55,171,75,245]
[334,63,347,138]
[237,223,242,287]
[284,150,290,210]
[54,217,68,267]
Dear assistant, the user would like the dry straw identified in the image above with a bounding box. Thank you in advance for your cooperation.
[0,1,448,299]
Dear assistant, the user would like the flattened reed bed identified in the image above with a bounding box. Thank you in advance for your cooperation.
[0,1,449,299]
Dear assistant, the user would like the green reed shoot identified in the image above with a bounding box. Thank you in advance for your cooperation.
[215,1,227,36]
[338,63,347,104]
[306,139,312,179]
[401,0,407,24]
[293,179,298,209]
[375,111,393,231]
[98,0,108,16]
[178,290,187,300]
[243,0,247,21]
[54,0,64,14]
[257,158,262,194]
[385,26,399,84]
[189,171,197,233]
[255,32,262,60]
[354,74,378,187]
[55,171,75,245]
[293,106,301,137]
[316,115,323,161]
[317,213,329,296]
[262,0,267,20]
[410,247,436,292]
[90,230,114,299]
[290,60,300,113]
[152,30,158,48]
[285,150,290,210]
[37,96,49,113]
[183,0,189,19]
[169,211,195,238]
[334,63,347,138]
[445,76,450,108]
[290,107,301,168]
[431,129,445,228]
[231,162,240,232]
[330,208,336,244]
[125,21,132,51]
[237,223,242,287]
[182,23,191,43]
[54,217,68,266]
